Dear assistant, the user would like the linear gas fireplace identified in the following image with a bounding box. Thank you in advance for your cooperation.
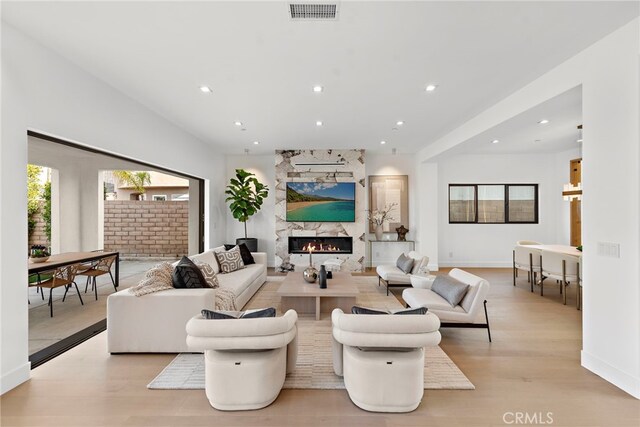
[288,236,353,254]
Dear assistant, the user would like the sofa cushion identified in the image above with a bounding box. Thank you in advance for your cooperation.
[396,253,414,274]
[194,261,220,289]
[191,249,220,274]
[216,264,264,296]
[172,256,208,289]
[431,275,470,307]
[215,246,245,273]
[224,243,256,265]
[402,288,466,313]
[376,264,412,284]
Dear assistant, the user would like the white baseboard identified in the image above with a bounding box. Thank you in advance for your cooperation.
[581,350,640,399]
[1,362,30,395]
[438,261,512,268]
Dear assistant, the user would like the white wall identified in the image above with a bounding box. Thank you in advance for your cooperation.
[419,19,640,398]
[1,23,227,394]
[437,149,580,267]
[225,155,276,265]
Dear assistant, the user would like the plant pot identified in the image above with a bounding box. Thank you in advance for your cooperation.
[29,256,50,263]
[236,238,258,252]
[374,224,384,241]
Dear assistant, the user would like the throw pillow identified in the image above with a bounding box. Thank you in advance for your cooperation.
[201,307,276,319]
[396,253,415,274]
[129,262,174,296]
[172,256,207,288]
[410,256,430,275]
[225,244,255,265]
[351,306,428,315]
[215,246,245,273]
[194,260,219,289]
[431,275,470,307]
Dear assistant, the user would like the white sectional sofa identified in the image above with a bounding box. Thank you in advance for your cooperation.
[107,247,267,353]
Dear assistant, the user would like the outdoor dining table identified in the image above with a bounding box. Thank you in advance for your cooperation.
[28,251,120,287]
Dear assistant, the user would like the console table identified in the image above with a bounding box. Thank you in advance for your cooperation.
[368,240,416,268]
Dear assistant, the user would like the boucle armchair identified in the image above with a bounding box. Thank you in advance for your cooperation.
[186,309,298,411]
[331,308,441,413]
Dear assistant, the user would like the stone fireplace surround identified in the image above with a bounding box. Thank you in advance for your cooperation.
[275,149,366,272]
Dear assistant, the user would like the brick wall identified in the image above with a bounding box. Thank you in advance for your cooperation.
[104,200,188,258]
[450,200,535,223]
[28,203,49,247]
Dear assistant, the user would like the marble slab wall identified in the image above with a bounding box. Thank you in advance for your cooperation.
[275,149,366,272]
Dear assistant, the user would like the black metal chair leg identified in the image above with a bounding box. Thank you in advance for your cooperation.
[484,300,492,343]
[84,276,90,293]
[49,289,54,317]
[62,285,69,302]
[109,271,117,292]
[94,277,98,301]
[74,282,84,305]
[39,286,44,300]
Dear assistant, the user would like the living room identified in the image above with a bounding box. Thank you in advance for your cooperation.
[1,2,640,426]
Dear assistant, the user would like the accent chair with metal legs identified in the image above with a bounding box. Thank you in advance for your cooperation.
[513,244,542,292]
[539,250,580,305]
[402,268,492,342]
[77,254,117,300]
[37,264,83,317]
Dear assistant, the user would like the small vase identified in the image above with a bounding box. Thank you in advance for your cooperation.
[374,224,383,241]
[319,265,327,289]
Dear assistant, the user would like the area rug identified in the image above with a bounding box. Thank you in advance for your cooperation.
[148,277,475,390]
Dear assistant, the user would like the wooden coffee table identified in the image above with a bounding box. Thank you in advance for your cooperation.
[277,272,359,320]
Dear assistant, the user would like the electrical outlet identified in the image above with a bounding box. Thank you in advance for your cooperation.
[597,242,620,258]
[449,252,453,258]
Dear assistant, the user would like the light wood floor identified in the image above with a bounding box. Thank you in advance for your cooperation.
[3,268,639,426]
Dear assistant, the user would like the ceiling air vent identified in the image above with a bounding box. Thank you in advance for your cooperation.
[289,3,339,20]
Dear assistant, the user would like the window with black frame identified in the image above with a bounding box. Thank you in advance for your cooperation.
[449,184,538,224]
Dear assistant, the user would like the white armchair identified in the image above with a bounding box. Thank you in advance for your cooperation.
[402,268,492,342]
[186,309,298,411]
[540,250,580,305]
[513,244,542,292]
[376,251,429,296]
[331,308,441,413]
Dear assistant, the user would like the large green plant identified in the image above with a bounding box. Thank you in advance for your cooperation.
[27,165,43,237]
[113,170,151,198]
[225,169,269,239]
[42,181,52,242]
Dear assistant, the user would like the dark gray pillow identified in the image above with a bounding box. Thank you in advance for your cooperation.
[201,307,276,319]
[351,306,428,315]
[396,253,414,274]
[431,275,470,307]
[172,256,207,289]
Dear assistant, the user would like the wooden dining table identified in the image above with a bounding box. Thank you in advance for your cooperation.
[28,251,120,288]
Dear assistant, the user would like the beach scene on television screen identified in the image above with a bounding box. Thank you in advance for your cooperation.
[286,182,355,222]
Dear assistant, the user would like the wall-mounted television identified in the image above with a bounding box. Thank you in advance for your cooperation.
[286,182,355,222]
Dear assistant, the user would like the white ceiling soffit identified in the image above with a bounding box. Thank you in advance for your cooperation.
[289,3,339,20]
[2,2,637,155]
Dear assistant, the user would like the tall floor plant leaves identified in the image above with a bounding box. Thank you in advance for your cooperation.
[225,169,269,238]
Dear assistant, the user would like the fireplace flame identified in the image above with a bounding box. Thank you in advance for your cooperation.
[302,243,340,252]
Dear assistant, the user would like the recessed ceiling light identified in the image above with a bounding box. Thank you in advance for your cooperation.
[396,121,404,126]
[316,121,323,126]
[538,119,550,124]
[253,141,260,145]
[577,139,583,143]
[491,139,499,144]
[425,84,438,92]
[380,140,387,145]
[199,86,212,93]
[234,121,242,126]
[534,139,541,143]
[313,85,323,93]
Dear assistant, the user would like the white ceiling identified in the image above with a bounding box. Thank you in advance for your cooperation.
[442,85,582,157]
[3,2,637,155]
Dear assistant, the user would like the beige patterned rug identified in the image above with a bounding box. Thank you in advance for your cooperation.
[148,276,474,390]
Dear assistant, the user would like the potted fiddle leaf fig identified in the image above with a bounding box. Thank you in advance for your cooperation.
[225,169,269,252]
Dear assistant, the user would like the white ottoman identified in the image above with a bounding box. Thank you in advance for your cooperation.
[410,274,436,289]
